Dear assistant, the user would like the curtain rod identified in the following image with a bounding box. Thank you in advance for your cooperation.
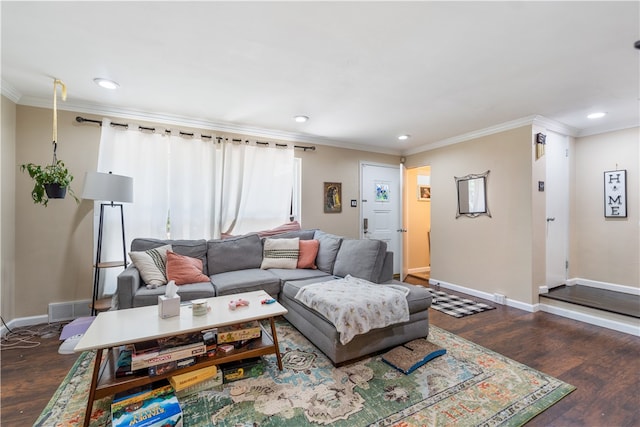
[75,116,316,151]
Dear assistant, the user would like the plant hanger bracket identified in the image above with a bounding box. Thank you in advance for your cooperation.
[52,78,67,164]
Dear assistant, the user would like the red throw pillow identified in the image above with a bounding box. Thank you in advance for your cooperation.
[297,239,319,269]
[165,251,210,285]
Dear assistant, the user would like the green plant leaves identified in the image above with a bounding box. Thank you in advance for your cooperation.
[20,160,78,206]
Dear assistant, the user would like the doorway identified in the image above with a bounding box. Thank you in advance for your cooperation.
[360,162,402,276]
[545,131,569,286]
[403,165,431,282]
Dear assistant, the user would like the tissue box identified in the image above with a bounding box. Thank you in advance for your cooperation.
[158,295,180,318]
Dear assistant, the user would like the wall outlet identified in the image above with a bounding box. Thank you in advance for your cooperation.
[493,293,506,305]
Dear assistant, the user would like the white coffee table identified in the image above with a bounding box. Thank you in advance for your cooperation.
[74,290,287,427]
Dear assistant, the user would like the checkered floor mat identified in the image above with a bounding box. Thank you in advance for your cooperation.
[427,289,496,318]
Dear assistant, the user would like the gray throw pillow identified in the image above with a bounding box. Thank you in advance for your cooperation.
[333,239,387,283]
[313,230,343,273]
[207,233,263,274]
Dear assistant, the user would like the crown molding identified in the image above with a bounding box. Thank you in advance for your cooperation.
[530,115,579,136]
[16,96,402,156]
[1,79,22,103]
[402,115,580,156]
[575,121,640,138]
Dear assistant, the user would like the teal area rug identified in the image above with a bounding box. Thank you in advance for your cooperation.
[35,320,575,426]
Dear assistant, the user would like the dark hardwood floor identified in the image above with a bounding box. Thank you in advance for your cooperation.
[2,278,639,426]
[543,284,640,318]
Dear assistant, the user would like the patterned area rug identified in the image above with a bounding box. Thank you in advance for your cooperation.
[428,289,496,318]
[35,320,574,427]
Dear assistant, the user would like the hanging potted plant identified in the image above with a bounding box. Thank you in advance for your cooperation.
[20,160,78,206]
[20,79,79,207]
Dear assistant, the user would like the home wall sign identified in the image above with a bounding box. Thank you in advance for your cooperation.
[604,170,627,218]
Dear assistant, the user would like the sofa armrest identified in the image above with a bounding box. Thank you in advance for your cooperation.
[117,265,142,309]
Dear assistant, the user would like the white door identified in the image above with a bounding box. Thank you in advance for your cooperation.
[360,162,402,277]
[545,131,569,286]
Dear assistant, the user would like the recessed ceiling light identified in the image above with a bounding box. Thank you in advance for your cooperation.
[587,112,606,119]
[93,78,119,90]
[398,134,410,141]
[294,115,309,123]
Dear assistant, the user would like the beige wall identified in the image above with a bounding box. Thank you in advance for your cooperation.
[9,105,398,319]
[8,101,637,319]
[295,145,398,238]
[572,127,639,288]
[2,96,17,321]
[15,106,97,318]
[406,126,536,304]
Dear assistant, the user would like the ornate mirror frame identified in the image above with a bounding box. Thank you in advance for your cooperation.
[455,170,491,218]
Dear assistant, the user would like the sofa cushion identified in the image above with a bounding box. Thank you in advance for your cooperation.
[261,237,299,269]
[333,239,387,283]
[166,251,210,285]
[268,228,317,240]
[131,238,209,275]
[282,277,431,315]
[313,230,343,273]
[207,234,263,274]
[132,282,215,308]
[281,276,339,303]
[297,239,319,269]
[129,244,172,288]
[210,269,281,298]
[268,268,331,283]
[385,280,433,313]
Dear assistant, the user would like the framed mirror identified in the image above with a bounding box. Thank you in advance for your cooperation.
[455,170,491,218]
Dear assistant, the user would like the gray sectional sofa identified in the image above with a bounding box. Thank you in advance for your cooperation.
[117,229,432,365]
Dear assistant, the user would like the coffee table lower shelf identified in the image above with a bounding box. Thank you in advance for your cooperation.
[83,317,283,426]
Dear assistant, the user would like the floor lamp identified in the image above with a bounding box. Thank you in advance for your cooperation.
[82,172,134,315]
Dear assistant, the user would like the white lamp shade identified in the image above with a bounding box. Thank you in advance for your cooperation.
[82,172,133,203]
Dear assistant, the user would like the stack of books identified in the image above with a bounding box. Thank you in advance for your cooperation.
[134,332,206,377]
[115,321,266,396]
[115,332,207,378]
[111,382,182,427]
[215,320,263,354]
[170,365,223,398]
[220,357,265,383]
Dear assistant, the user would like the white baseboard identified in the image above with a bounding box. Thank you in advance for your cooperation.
[428,277,639,336]
[428,278,537,312]
[539,301,640,337]
[567,278,640,296]
[1,314,49,338]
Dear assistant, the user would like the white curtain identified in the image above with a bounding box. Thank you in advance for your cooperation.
[216,142,294,236]
[97,121,170,239]
[95,121,294,295]
[95,120,170,295]
[167,134,219,239]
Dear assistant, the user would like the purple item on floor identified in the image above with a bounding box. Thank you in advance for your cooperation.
[59,316,95,340]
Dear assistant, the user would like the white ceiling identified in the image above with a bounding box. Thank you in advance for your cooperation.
[2,1,639,155]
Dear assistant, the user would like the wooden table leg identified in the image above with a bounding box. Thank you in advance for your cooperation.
[269,317,283,371]
[83,348,103,427]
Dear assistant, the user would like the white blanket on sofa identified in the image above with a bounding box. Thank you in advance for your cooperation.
[294,275,410,345]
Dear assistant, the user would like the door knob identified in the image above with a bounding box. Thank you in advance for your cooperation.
[546,217,555,222]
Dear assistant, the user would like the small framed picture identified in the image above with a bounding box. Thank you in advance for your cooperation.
[418,185,431,201]
[324,182,342,213]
